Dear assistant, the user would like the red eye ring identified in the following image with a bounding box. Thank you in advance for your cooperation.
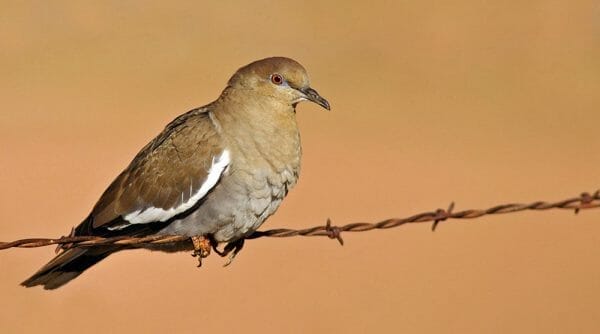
[270,73,284,85]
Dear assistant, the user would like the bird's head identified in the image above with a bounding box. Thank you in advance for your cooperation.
[228,57,330,111]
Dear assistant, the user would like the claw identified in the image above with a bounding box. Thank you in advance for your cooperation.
[191,235,211,267]
[216,239,245,267]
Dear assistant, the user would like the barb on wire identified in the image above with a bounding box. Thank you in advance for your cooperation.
[1,190,599,251]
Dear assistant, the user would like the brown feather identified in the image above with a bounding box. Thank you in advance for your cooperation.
[91,107,224,229]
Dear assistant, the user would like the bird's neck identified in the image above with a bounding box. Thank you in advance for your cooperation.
[214,87,298,130]
[211,87,302,173]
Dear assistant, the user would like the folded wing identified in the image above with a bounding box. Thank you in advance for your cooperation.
[77,108,227,235]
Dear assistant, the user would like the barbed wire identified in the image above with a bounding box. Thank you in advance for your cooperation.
[1,190,599,251]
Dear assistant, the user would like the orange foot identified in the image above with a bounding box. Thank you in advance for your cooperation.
[191,235,211,267]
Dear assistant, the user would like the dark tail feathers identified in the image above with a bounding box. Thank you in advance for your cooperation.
[21,248,114,290]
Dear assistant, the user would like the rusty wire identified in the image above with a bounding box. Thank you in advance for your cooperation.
[1,190,599,251]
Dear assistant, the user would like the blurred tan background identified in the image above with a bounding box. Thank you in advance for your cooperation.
[1,1,600,333]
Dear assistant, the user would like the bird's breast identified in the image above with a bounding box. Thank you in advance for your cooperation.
[188,101,303,241]
[225,105,302,185]
[227,121,301,195]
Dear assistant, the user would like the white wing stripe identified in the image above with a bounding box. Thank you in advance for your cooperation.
[113,149,231,229]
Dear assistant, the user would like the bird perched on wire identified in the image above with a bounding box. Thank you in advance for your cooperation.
[22,57,330,290]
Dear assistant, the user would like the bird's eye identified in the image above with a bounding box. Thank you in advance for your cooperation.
[270,73,284,85]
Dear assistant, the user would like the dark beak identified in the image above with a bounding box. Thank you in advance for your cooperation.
[301,87,330,110]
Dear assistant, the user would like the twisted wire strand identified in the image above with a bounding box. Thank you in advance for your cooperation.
[1,190,599,250]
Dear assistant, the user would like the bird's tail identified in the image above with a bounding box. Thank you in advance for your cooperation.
[21,247,114,290]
